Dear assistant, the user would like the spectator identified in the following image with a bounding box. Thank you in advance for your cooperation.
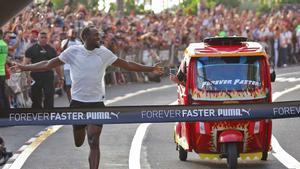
[23,31,63,108]
[0,29,10,114]
[60,29,82,101]
[271,26,281,68]
[12,29,27,60]
[280,26,289,67]
[29,29,39,46]
[74,12,85,37]
[296,25,300,58]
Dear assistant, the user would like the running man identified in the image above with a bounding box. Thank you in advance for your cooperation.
[13,25,163,169]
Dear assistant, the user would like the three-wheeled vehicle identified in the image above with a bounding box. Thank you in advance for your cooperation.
[174,37,276,169]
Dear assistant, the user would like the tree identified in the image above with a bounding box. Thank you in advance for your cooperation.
[216,0,240,8]
[206,0,240,9]
[51,0,98,12]
[125,0,135,15]
[51,0,64,8]
[77,0,99,12]
[180,0,198,15]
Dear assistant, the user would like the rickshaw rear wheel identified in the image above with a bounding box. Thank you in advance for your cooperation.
[261,151,268,161]
[178,145,187,161]
[227,143,238,169]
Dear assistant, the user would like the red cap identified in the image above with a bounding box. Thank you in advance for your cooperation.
[31,29,39,34]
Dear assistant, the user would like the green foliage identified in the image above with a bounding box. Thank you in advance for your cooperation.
[179,0,240,15]
[280,0,299,3]
[51,0,64,8]
[136,4,145,14]
[239,0,258,11]
[206,0,217,9]
[51,0,98,12]
[205,0,240,9]
[258,4,271,15]
[109,2,117,13]
[180,0,198,15]
[77,0,99,12]
[216,0,240,8]
[121,0,147,15]
[124,0,135,15]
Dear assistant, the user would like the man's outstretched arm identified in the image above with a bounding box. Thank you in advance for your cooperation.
[13,57,64,72]
[112,58,164,74]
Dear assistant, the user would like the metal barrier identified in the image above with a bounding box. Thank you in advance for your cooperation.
[1,101,300,126]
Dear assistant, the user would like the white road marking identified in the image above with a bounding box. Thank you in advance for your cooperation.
[272,85,300,101]
[105,84,175,105]
[16,145,28,153]
[105,163,128,167]
[276,77,300,83]
[25,138,36,145]
[277,71,300,77]
[6,125,62,169]
[129,101,177,169]
[272,136,300,169]
[272,84,300,169]
[4,84,176,169]
[129,123,151,169]
[2,164,12,169]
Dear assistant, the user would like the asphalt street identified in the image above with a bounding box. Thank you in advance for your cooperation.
[1,65,300,169]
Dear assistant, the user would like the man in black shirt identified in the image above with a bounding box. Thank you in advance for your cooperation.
[24,31,63,108]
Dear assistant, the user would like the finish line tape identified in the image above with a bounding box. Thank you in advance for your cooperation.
[0,101,300,126]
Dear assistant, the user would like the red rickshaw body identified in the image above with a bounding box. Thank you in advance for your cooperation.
[174,37,272,162]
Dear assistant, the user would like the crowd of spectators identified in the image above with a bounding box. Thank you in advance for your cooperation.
[3,3,300,66]
[3,3,300,64]
[1,2,300,107]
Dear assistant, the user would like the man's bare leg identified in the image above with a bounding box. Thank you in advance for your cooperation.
[72,125,86,147]
[87,124,102,169]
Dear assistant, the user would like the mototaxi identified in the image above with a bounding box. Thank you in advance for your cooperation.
[173,37,276,169]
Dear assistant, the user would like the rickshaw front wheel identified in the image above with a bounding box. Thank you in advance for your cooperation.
[261,151,268,161]
[226,143,238,169]
[178,145,187,161]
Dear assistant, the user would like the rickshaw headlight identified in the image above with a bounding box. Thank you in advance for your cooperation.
[254,121,260,134]
[199,122,205,134]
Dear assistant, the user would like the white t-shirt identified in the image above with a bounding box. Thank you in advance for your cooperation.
[58,45,118,102]
[61,39,82,70]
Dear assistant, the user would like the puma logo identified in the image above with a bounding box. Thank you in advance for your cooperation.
[110,112,120,119]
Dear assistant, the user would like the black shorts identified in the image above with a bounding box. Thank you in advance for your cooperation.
[70,100,105,129]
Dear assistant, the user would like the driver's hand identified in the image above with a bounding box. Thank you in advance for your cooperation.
[169,74,179,83]
[153,63,164,75]
[169,74,184,85]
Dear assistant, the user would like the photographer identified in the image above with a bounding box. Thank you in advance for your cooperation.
[0,137,12,166]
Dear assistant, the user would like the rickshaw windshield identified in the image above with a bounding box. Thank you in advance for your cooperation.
[196,56,262,92]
